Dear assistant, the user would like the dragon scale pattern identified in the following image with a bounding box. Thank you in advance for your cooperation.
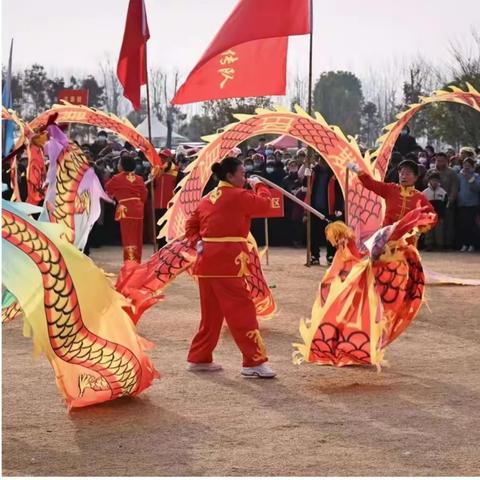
[373,88,480,180]
[2,209,143,399]
[47,144,91,241]
[163,111,371,240]
[30,104,163,167]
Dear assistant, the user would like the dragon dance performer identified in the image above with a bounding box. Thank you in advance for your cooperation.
[105,155,147,263]
[347,159,435,226]
[294,159,438,368]
[184,156,276,378]
[152,148,178,249]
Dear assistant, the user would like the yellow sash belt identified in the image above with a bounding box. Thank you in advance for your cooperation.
[202,237,248,243]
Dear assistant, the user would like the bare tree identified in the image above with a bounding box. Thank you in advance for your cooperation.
[362,63,400,137]
[99,56,123,116]
[448,27,480,79]
[149,67,186,146]
[426,27,480,147]
[399,56,437,141]
[287,70,309,110]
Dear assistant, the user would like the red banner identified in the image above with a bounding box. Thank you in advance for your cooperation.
[117,0,150,110]
[171,0,310,104]
[253,188,284,218]
[172,37,288,105]
[58,89,89,106]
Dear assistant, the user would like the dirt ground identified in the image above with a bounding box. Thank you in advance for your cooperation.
[2,246,480,476]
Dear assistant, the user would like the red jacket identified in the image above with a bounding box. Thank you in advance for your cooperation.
[153,165,178,209]
[185,181,271,277]
[105,171,147,220]
[358,172,434,226]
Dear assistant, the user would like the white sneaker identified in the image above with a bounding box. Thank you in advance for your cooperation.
[241,363,276,379]
[460,245,468,252]
[467,245,475,252]
[187,362,222,372]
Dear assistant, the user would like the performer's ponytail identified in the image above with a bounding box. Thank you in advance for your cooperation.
[211,156,242,181]
[211,162,223,177]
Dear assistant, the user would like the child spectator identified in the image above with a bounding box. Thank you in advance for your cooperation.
[422,171,448,250]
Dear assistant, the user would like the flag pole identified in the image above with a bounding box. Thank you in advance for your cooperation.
[345,166,350,226]
[264,218,270,266]
[2,39,14,156]
[305,0,314,267]
[144,46,158,253]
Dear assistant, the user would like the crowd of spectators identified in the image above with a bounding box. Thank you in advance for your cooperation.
[3,128,480,261]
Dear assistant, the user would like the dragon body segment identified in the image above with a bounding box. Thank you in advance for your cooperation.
[293,209,436,368]
[373,85,480,179]
[160,107,375,242]
[2,202,158,408]
[30,102,163,167]
[43,143,91,243]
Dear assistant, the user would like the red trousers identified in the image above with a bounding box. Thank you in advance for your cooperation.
[119,218,144,263]
[188,277,268,367]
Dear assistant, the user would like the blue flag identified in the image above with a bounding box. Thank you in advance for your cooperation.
[2,39,15,158]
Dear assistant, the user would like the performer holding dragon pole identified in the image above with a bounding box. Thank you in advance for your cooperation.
[106,154,147,263]
[347,159,435,226]
[293,157,439,368]
[184,157,276,378]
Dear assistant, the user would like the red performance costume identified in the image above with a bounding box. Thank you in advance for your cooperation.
[153,165,178,211]
[185,180,272,367]
[105,171,147,262]
[358,172,434,226]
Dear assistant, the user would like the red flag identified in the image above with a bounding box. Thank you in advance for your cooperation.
[117,0,150,110]
[172,0,310,104]
[173,37,289,104]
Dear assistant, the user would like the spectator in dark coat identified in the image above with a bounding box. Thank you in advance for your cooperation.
[393,125,420,156]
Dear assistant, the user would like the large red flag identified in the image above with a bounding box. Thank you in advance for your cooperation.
[172,0,310,105]
[117,0,150,110]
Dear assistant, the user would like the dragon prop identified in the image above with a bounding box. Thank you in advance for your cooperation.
[116,85,480,327]
[2,201,159,409]
[159,105,373,241]
[134,85,477,362]
[2,118,112,325]
[4,86,479,336]
[39,122,112,249]
[159,85,480,244]
[3,101,165,215]
[115,105,377,322]
[3,103,163,325]
[372,84,480,179]
[2,106,46,205]
[293,209,436,368]
[30,101,163,167]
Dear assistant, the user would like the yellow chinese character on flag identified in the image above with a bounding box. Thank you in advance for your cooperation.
[217,49,239,88]
[218,68,235,89]
[219,49,239,65]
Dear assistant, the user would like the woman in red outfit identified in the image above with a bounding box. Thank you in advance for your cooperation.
[152,148,178,249]
[348,159,434,226]
[105,155,148,263]
[184,156,276,378]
